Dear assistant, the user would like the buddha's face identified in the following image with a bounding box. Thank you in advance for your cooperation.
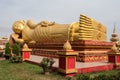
[12,21,25,34]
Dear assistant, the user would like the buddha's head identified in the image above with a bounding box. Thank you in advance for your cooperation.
[12,20,25,34]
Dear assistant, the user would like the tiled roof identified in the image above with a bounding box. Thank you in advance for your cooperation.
[0,39,8,45]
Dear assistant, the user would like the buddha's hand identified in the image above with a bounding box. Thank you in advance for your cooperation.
[17,39,25,44]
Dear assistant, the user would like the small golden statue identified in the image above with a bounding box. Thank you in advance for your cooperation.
[111,41,120,53]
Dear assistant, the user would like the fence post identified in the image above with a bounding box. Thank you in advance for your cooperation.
[58,41,78,75]
[22,43,32,61]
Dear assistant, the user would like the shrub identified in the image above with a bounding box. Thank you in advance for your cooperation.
[4,43,11,59]
[40,57,55,74]
[76,74,90,80]
[12,42,21,56]
[9,42,22,63]
[5,43,11,55]
[10,55,22,63]
[0,52,4,57]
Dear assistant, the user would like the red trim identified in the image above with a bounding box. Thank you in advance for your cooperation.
[77,64,114,74]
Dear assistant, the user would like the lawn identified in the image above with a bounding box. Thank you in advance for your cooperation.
[74,69,120,80]
[0,60,66,80]
[1,60,120,80]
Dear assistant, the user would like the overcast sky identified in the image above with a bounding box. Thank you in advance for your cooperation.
[0,0,120,41]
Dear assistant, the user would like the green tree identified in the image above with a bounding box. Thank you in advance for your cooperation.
[12,42,21,56]
[4,42,11,59]
[10,42,22,63]
[5,42,11,55]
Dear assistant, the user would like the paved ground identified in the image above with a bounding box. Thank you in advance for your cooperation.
[29,55,112,69]
[0,57,5,61]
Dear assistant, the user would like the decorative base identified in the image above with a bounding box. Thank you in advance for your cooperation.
[26,55,114,77]
[77,53,108,62]
[29,40,114,62]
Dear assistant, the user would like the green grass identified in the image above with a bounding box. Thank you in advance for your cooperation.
[75,69,120,80]
[1,60,120,80]
[0,60,66,80]
[90,69,119,76]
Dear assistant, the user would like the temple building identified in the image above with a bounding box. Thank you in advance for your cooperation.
[0,37,8,53]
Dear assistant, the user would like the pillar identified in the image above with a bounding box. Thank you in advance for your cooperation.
[21,43,32,61]
[108,44,120,69]
[58,40,78,75]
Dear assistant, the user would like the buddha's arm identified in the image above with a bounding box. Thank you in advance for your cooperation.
[11,33,24,44]
[27,20,36,29]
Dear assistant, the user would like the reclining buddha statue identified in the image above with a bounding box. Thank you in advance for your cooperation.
[9,14,107,45]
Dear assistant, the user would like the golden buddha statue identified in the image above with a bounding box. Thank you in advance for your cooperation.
[9,14,107,45]
[9,20,74,44]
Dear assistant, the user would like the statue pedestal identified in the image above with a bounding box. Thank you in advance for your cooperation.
[58,50,78,75]
[28,40,114,62]
[108,53,120,69]
[71,40,114,62]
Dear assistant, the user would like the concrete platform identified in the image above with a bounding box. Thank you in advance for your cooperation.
[26,55,114,74]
